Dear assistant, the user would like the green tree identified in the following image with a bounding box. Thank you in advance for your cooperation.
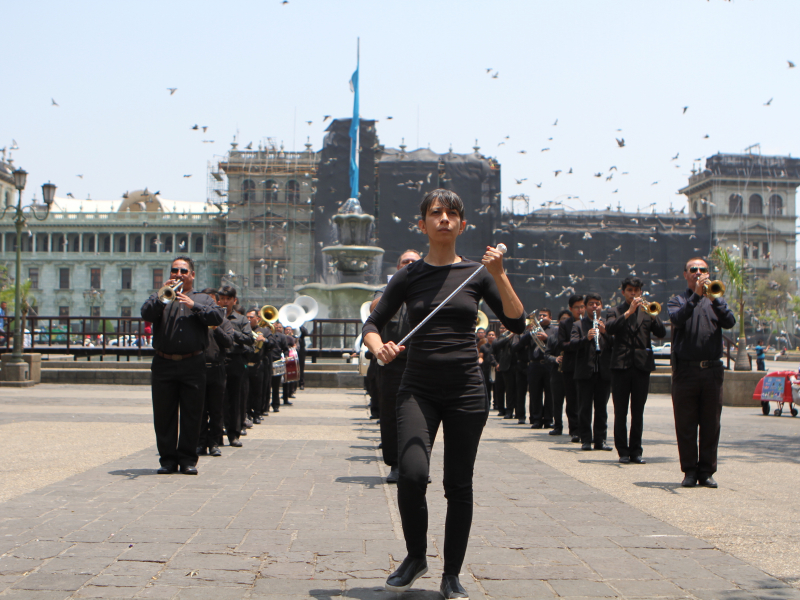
[710,246,749,370]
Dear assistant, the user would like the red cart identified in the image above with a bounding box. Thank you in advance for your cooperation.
[752,370,799,417]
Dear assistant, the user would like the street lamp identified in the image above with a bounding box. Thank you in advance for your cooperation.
[1,168,56,381]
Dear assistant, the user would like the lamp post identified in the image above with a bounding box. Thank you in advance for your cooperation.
[2,169,55,378]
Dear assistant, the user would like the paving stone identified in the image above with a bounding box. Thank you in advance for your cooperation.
[479,579,556,598]
[549,579,619,597]
[12,572,95,591]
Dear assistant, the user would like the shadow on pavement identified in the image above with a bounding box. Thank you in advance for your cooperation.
[632,481,682,494]
[334,476,385,489]
[108,469,157,479]
[346,455,379,464]
[721,433,800,465]
[310,588,440,599]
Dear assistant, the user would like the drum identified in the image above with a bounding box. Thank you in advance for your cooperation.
[358,345,369,377]
[285,348,300,382]
[273,356,286,377]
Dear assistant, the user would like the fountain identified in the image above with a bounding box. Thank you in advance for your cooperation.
[295,198,384,319]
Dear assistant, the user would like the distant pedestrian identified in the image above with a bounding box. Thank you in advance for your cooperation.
[755,341,766,371]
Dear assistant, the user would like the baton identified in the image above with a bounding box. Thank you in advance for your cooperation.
[377,244,507,366]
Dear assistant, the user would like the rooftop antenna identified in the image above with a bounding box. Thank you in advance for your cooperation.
[744,143,761,155]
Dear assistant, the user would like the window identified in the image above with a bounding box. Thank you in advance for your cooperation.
[728,194,743,215]
[59,268,70,289]
[264,180,278,203]
[102,235,111,252]
[121,306,132,318]
[36,233,48,251]
[752,242,759,259]
[164,236,173,253]
[253,265,262,287]
[763,241,769,258]
[749,194,763,215]
[59,306,69,325]
[90,268,101,290]
[153,268,163,290]
[117,235,126,252]
[769,194,783,216]
[71,235,79,252]
[287,179,300,203]
[121,268,132,290]
[90,306,101,318]
[743,244,749,259]
[85,235,95,253]
[149,236,159,253]
[242,179,256,203]
[133,235,142,252]
[194,235,203,253]
[28,268,39,289]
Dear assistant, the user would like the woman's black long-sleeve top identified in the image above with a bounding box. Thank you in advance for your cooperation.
[362,258,525,402]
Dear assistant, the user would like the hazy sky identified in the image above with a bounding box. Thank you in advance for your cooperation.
[4,0,799,216]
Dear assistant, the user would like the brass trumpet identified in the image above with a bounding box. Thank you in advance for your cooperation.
[639,300,661,317]
[157,281,183,304]
[704,280,726,299]
[258,305,277,333]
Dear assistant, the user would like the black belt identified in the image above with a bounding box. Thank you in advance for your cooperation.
[676,359,723,369]
[205,362,224,368]
[156,350,202,361]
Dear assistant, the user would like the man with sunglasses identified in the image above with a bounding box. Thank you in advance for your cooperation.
[668,258,736,489]
[141,256,224,475]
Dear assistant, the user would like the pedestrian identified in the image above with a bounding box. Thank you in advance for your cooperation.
[755,341,766,371]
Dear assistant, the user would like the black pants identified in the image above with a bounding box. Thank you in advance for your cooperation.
[550,367,566,430]
[671,366,724,476]
[611,368,651,458]
[150,354,206,468]
[247,363,264,420]
[561,369,580,435]
[378,363,404,467]
[199,363,226,449]
[502,370,517,417]
[575,372,611,445]
[481,368,493,409]
[261,360,272,414]
[367,358,380,417]
[494,372,507,413]
[270,375,283,409]
[526,364,552,424]
[298,348,306,386]
[514,369,527,421]
[224,358,244,442]
[396,391,487,576]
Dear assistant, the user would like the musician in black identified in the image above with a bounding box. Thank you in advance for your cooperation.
[558,295,585,442]
[478,330,497,409]
[217,286,253,447]
[141,256,224,474]
[245,309,269,425]
[520,308,555,428]
[268,322,291,412]
[296,324,309,390]
[547,309,572,436]
[668,258,736,488]
[277,323,295,405]
[492,325,516,418]
[571,292,613,451]
[605,277,666,464]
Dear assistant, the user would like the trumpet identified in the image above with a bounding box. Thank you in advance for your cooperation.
[639,300,661,317]
[592,310,601,351]
[157,281,183,304]
[704,280,726,299]
[527,313,548,353]
[251,330,265,350]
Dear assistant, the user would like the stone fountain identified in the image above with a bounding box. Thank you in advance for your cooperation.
[295,198,384,319]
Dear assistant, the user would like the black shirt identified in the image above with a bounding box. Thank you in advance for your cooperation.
[373,284,413,367]
[204,319,234,364]
[363,258,525,401]
[605,302,667,370]
[225,311,253,357]
[668,289,736,362]
[478,342,496,374]
[558,316,578,372]
[141,290,224,354]
[267,331,290,362]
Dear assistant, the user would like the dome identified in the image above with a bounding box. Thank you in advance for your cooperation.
[117,189,165,212]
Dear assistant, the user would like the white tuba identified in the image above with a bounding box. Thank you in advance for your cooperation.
[293,295,319,323]
[360,301,373,324]
[277,303,306,329]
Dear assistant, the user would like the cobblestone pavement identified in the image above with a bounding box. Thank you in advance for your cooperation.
[0,385,799,599]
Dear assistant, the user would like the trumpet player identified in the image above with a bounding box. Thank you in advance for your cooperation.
[141,257,224,475]
[667,258,735,488]
[520,309,555,428]
[217,286,253,447]
[245,309,269,425]
[605,277,666,464]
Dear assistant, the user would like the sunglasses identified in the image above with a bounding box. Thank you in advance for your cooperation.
[688,267,709,274]
[170,268,190,274]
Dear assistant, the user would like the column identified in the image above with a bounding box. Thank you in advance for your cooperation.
[172,233,176,254]
[125,233,130,255]
[140,233,145,254]
[187,232,192,255]
[94,233,98,254]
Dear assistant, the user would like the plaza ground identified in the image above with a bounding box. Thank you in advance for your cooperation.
[0,384,798,599]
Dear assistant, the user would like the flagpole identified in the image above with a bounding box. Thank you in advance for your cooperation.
[349,38,360,199]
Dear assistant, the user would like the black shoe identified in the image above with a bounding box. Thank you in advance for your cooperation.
[385,556,428,593]
[369,414,380,419]
[503,413,514,420]
[699,475,718,488]
[253,417,262,425]
[240,429,247,436]
[157,465,178,474]
[244,419,253,429]
[196,446,207,456]
[180,465,198,475]
[283,401,293,406]
[530,421,543,429]
[517,419,526,424]
[299,384,304,390]
[681,473,697,487]
[595,443,612,451]
[440,574,469,599]
[386,466,399,484]
[496,410,505,417]
[619,456,631,464]
[543,420,554,429]
[630,456,646,464]
[378,443,382,449]
[229,439,243,448]
[549,428,563,436]
[581,443,592,451]
[272,406,280,413]
[209,446,221,457]
[570,435,581,443]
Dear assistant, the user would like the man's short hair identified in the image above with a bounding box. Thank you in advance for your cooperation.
[419,189,464,220]
[218,285,236,298]
[557,309,571,320]
[585,292,602,304]
[397,249,421,268]
[620,276,643,290]
[684,257,707,271]
[173,255,195,271]
[537,308,552,317]
[201,287,217,298]
[476,327,486,333]
[246,308,257,316]
[568,294,584,308]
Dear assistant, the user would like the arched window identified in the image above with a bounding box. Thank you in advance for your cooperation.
[194,235,204,253]
[242,179,255,203]
[117,235,126,253]
[164,236,173,253]
[287,180,300,203]
[264,180,278,203]
[769,194,783,216]
[748,194,763,215]
[149,236,159,253]
[133,235,142,253]
[728,194,743,215]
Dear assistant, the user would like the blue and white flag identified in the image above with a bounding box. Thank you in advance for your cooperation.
[349,41,360,199]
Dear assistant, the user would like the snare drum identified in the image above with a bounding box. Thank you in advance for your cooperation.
[273,355,286,377]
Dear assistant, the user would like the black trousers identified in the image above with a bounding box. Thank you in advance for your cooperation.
[270,375,283,409]
[550,367,566,430]
[671,366,724,476]
[611,368,651,458]
[378,363,404,467]
[199,363,226,449]
[575,372,611,445]
[367,358,380,417]
[396,391,487,576]
[514,369,527,421]
[150,354,206,468]
[224,358,244,442]
[494,372,507,413]
[526,363,552,424]
[247,363,264,419]
[561,369,580,435]
[502,370,517,417]
[481,368,493,409]
[261,360,272,414]
[298,348,306,386]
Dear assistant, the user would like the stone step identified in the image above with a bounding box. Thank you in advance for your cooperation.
[40,360,358,371]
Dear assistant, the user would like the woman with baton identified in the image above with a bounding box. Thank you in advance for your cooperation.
[363,189,525,599]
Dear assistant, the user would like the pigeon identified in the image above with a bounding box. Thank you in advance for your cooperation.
[616,138,625,147]
[583,232,592,240]
[51,98,59,107]
[764,98,773,106]
[167,88,177,95]
[682,106,688,114]
[77,174,83,179]
[391,213,401,223]
[789,60,795,68]
[192,124,199,130]
[553,118,558,126]
[671,153,679,161]
[515,178,527,184]
[183,174,192,178]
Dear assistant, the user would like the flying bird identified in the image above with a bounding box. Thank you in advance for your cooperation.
[323,115,331,122]
[682,106,688,114]
[764,98,773,106]
[652,181,659,185]
[554,170,561,177]
[671,153,679,161]
[535,182,542,188]
[192,124,198,130]
[789,60,795,68]
[515,178,527,184]
[491,71,499,79]
[202,140,214,143]
[183,174,192,178]
[594,172,603,178]
[553,119,558,126]
[518,150,527,154]
[541,148,550,152]
[703,134,709,139]
[51,98,59,107]
[616,138,625,148]
[167,88,177,95]
[66,192,74,198]
[76,174,83,179]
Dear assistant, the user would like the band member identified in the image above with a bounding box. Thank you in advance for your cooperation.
[605,277,666,464]
[268,322,291,411]
[559,295,585,442]
[141,256,224,474]
[571,292,613,451]
[512,327,529,423]
[260,323,274,416]
[478,330,497,409]
[296,323,309,390]
[217,286,253,447]
[547,309,572,436]
[373,249,422,484]
[492,325,516,418]
[245,309,269,425]
[280,324,296,404]
[521,309,555,428]
[668,257,736,488]
[363,189,525,598]
[197,288,234,457]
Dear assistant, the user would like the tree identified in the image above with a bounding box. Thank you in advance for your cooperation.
[710,246,749,370]
[752,269,794,347]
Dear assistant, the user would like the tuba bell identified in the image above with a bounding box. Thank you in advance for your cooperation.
[157,281,183,304]
[260,305,278,324]
[639,300,662,317]
[475,310,489,331]
[704,280,726,299]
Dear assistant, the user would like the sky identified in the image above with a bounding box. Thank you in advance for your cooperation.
[3,0,800,217]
